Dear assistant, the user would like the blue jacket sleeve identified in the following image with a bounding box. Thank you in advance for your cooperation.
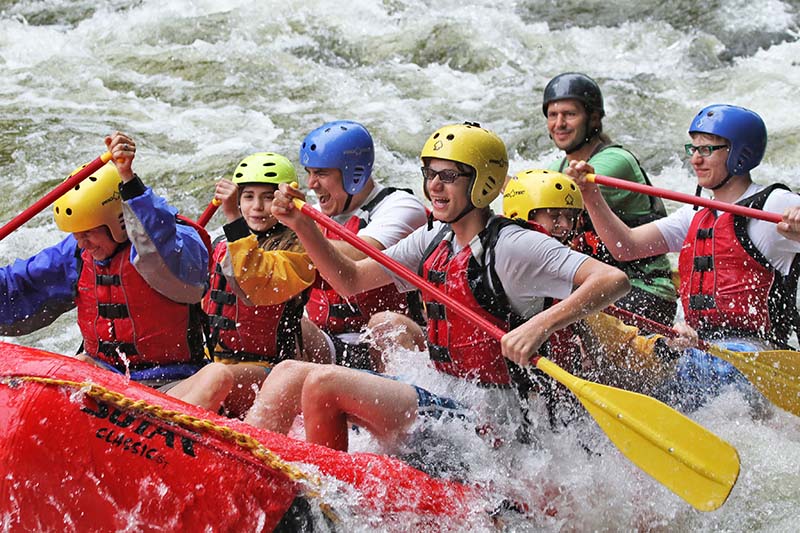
[0,235,79,335]
[120,178,209,304]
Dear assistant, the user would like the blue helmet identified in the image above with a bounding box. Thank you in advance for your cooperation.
[689,104,767,176]
[299,120,374,195]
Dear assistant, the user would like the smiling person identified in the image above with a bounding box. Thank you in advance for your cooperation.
[164,152,320,416]
[0,132,210,388]
[566,104,800,411]
[296,120,428,372]
[243,122,629,452]
[543,72,678,325]
[503,170,695,409]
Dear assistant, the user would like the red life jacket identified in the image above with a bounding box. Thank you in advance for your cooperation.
[76,243,206,370]
[678,184,800,345]
[203,237,307,362]
[307,188,416,334]
[420,217,547,386]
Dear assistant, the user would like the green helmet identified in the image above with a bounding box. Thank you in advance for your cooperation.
[232,152,296,186]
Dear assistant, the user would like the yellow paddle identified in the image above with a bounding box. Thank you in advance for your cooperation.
[290,192,740,511]
[606,305,800,418]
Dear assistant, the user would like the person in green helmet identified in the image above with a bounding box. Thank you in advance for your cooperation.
[542,72,678,325]
[167,152,320,417]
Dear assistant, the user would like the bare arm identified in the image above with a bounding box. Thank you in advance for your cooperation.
[502,257,631,366]
[331,236,385,260]
[271,183,393,296]
[566,160,670,261]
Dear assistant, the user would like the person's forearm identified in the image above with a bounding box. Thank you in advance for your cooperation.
[539,268,630,338]
[581,185,643,261]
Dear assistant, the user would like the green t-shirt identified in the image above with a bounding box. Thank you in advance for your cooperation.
[550,147,677,302]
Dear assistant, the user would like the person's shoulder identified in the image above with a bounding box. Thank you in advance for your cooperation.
[591,145,640,173]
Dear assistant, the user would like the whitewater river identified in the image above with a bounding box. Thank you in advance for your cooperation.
[1,0,799,531]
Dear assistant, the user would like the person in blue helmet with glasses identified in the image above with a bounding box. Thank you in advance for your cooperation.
[566,104,800,412]
[296,121,428,372]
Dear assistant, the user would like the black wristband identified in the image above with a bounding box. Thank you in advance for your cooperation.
[119,174,147,200]
[223,217,251,242]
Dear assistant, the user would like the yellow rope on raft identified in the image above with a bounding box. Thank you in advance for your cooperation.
[4,375,339,523]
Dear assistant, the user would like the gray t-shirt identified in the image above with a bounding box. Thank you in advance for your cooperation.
[383,216,589,319]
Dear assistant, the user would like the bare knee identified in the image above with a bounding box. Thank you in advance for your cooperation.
[366,311,426,351]
[301,366,345,402]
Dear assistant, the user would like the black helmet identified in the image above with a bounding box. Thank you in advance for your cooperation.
[542,72,605,118]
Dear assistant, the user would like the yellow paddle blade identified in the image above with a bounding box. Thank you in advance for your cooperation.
[536,357,740,511]
[706,345,800,418]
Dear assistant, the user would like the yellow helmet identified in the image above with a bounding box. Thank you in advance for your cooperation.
[232,152,297,186]
[53,162,126,243]
[421,122,509,208]
[503,169,583,220]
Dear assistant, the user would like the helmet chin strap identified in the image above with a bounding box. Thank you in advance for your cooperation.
[342,193,354,213]
[444,203,475,225]
[709,173,734,191]
[563,123,599,155]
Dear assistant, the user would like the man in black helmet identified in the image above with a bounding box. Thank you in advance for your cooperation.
[543,72,678,325]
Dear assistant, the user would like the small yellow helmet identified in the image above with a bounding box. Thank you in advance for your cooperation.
[503,169,583,220]
[53,162,126,243]
[421,122,509,208]
[232,152,297,186]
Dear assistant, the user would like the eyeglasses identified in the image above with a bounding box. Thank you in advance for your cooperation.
[684,144,729,157]
[421,166,469,183]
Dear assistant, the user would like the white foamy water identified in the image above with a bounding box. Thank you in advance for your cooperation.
[1,0,800,530]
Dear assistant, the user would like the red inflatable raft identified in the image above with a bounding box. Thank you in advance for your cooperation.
[0,342,477,531]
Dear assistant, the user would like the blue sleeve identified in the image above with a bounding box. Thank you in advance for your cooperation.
[123,186,209,303]
[0,235,79,335]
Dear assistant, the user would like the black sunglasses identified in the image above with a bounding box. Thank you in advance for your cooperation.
[420,166,469,183]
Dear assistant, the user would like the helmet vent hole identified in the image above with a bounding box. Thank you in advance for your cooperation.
[433,133,440,139]
[89,177,97,182]
[241,163,248,167]
[65,208,72,216]
[235,172,244,178]
[339,125,347,131]
[310,144,317,151]
[264,162,275,167]
[555,183,563,190]
[264,172,278,178]
[74,184,80,190]
[55,207,59,214]
[446,134,455,141]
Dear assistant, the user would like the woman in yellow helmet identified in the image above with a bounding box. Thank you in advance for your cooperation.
[165,152,322,417]
[503,169,696,399]
[242,123,629,453]
[0,132,210,387]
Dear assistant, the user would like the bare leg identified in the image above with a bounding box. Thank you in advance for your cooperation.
[365,311,426,372]
[166,362,234,411]
[300,317,335,363]
[244,359,316,433]
[300,365,419,451]
[219,364,270,418]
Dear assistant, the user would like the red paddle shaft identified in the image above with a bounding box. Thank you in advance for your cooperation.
[604,305,709,350]
[0,152,113,242]
[588,173,782,224]
[197,198,222,227]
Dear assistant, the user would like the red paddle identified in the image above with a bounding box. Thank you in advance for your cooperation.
[587,173,782,224]
[0,152,113,242]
